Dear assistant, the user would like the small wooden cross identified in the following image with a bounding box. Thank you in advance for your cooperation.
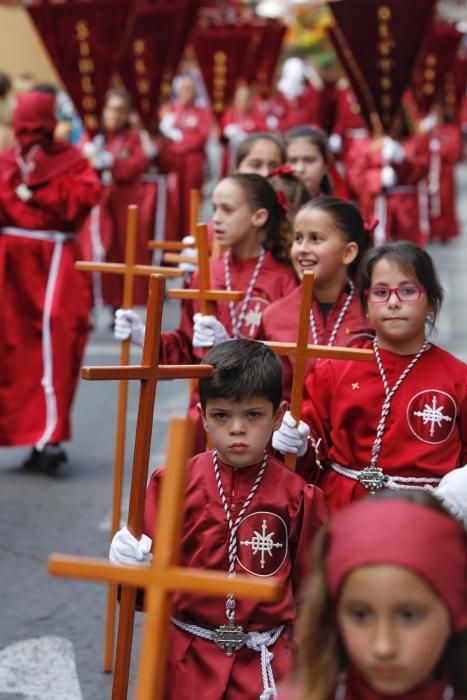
[147,188,200,256]
[265,271,373,470]
[79,273,215,698]
[168,223,242,317]
[49,416,282,700]
[75,205,184,672]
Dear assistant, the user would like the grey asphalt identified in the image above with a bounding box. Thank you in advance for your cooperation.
[0,163,465,699]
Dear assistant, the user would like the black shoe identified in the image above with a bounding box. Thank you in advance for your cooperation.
[22,444,68,474]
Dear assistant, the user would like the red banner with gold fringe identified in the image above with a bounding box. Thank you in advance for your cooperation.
[328,0,436,134]
[28,0,131,135]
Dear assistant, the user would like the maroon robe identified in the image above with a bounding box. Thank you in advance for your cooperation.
[158,102,212,239]
[0,143,100,446]
[143,451,328,700]
[426,123,463,241]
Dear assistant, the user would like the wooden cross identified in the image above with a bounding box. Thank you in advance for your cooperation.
[77,273,215,697]
[168,223,242,317]
[49,415,282,700]
[147,188,200,256]
[75,205,184,672]
[265,271,373,470]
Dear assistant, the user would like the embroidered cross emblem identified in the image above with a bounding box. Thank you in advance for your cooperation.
[240,519,283,569]
[352,382,359,390]
[413,395,453,437]
[244,302,262,337]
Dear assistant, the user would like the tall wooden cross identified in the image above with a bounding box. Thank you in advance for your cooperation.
[75,205,184,672]
[77,273,216,697]
[49,415,282,700]
[265,271,373,470]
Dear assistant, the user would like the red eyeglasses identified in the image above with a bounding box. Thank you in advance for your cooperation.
[365,285,426,303]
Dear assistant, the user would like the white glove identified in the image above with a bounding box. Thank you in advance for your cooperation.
[93,150,114,171]
[434,465,467,528]
[109,527,153,566]
[381,165,398,189]
[159,112,183,143]
[272,410,310,457]
[114,308,145,347]
[329,133,343,154]
[192,313,229,348]
[179,235,198,274]
[382,136,405,164]
[419,112,438,134]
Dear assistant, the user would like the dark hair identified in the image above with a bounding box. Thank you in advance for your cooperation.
[285,125,334,195]
[357,241,444,326]
[223,173,293,266]
[268,170,311,224]
[235,131,286,168]
[199,339,283,412]
[299,195,372,280]
[0,72,12,99]
[296,489,466,700]
[33,82,58,95]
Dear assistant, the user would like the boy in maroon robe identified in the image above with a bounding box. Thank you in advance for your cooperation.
[110,339,327,699]
[0,91,100,471]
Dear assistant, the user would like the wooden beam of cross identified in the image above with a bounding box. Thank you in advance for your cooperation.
[79,274,213,699]
[265,271,373,470]
[75,205,184,673]
[147,188,200,254]
[168,223,242,317]
[49,417,282,700]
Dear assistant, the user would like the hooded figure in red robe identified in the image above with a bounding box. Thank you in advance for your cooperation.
[0,90,100,472]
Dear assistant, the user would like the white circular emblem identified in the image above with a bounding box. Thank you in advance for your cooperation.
[236,511,288,577]
[184,115,199,128]
[406,389,457,444]
[237,295,268,339]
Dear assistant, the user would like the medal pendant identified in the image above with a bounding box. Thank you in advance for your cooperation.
[358,466,386,493]
[213,618,247,656]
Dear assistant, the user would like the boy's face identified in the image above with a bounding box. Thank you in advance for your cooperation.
[199,396,286,469]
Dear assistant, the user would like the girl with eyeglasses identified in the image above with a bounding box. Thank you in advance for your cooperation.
[272,241,467,513]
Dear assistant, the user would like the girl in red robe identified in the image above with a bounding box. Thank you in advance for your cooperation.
[279,491,467,700]
[272,241,467,510]
[259,195,373,402]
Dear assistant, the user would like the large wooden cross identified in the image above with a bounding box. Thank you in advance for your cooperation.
[147,188,200,258]
[265,271,373,469]
[76,273,217,697]
[49,415,282,700]
[75,205,184,672]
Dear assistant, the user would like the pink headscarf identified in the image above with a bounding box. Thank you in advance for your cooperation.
[326,498,467,631]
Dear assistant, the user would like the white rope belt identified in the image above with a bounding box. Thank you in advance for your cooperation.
[171,616,284,700]
[1,226,75,242]
[344,128,367,138]
[330,462,441,491]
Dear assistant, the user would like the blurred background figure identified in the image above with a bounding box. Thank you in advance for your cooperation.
[0,71,14,151]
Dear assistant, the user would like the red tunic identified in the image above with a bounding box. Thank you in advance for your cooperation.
[280,84,324,131]
[346,136,429,246]
[426,124,463,242]
[0,144,100,446]
[143,451,328,700]
[258,283,372,402]
[160,251,298,453]
[81,128,151,306]
[158,103,212,239]
[299,344,467,512]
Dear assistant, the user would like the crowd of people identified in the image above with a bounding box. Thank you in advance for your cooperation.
[0,53,466,699]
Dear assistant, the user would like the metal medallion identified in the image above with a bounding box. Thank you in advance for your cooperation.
[213,619,247,656]
[357,466,387,493]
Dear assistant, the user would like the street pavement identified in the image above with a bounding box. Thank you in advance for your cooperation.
[0,163,466,699]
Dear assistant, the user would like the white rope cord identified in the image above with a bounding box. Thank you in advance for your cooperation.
[213,449,268,622]
[330,463,441,491]
[309,281,354,346]
[224,248,266,338]
[171,617,284,699]
[370,337,429,471]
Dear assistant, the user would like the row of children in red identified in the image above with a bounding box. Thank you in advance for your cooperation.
[110,337,466,699]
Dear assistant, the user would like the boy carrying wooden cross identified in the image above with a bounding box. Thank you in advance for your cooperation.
[110,338,328,699]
